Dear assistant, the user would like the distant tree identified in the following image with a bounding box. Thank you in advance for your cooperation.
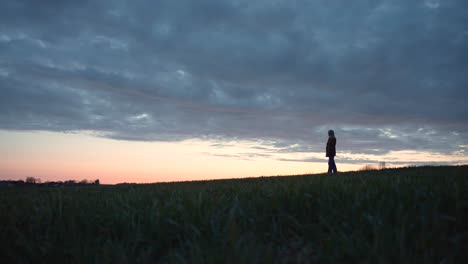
[79,179,89,184]
[25,177,40,184]
[379,161,386,170]
[94,179,100,185]
[359,164,377,171]
[65,180,76,185]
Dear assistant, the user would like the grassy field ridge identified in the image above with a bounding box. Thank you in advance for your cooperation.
[1,166,467,263]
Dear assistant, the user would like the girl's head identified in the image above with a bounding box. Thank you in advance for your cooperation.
[328,130,335,137]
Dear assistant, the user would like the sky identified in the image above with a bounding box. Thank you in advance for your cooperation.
[1,0,467,184]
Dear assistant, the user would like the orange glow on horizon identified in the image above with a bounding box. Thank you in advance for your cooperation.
[1,130,345,184]
[2,130,465,184]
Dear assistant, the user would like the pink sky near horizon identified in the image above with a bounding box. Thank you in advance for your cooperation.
[1,130,466,184]
[1,130,356,184]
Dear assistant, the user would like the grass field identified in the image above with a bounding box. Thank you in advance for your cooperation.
[1,166,467,263]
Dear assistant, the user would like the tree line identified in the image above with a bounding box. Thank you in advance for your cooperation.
[0,177,100,187]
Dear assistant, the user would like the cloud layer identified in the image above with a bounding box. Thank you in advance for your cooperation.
[1,0,467,160]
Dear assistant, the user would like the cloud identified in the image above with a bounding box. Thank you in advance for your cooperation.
[1,0,467,163]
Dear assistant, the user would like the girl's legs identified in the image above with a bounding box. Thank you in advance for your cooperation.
[328,156,337,174]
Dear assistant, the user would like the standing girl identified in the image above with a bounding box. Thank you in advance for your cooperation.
[326,130,338,174]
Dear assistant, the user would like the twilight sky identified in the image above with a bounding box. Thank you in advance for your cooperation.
[1,0,467,183]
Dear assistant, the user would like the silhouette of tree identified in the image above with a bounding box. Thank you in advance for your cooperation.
[379,161,386,170]
[25,177,40,184]
[359,164,377,171]
[65,180,76,185]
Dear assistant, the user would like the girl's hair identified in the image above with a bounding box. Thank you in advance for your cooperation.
[328,130,335,136]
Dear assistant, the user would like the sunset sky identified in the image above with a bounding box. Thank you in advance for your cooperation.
[1,0,467,184]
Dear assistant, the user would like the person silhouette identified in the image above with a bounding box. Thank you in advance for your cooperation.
[326,130,337,174]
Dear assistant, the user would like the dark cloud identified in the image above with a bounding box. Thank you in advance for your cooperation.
[1,0,467,163]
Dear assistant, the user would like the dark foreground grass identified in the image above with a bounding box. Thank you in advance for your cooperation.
[1,166,467,263]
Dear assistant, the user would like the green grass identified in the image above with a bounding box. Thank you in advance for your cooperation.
[1,166,467,263]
